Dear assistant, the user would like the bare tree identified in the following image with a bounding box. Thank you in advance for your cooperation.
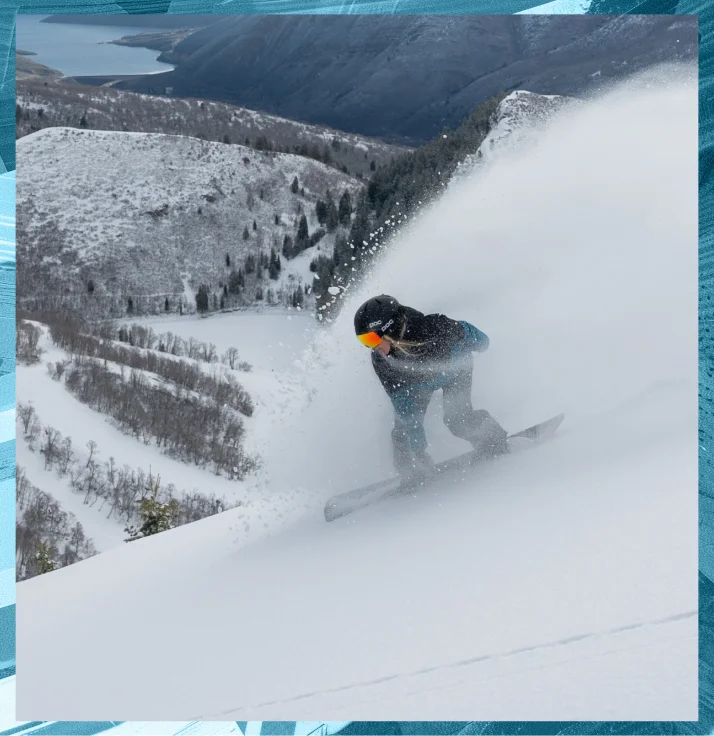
[18,403,36,434]
[41,426,60,469]
[222,347,239,370]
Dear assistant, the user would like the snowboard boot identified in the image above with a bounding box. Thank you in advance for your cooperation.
[470,415,510,459]
[399,451,436,485]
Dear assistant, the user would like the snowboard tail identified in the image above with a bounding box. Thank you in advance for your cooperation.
[324,413,564,522]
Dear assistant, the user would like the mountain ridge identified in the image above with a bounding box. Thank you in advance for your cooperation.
[115,15,697,145]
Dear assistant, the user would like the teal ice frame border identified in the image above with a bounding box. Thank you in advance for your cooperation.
[0,1,706,733]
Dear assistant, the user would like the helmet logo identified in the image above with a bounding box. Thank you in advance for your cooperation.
[368,320,382,328]
[381,319,394,333]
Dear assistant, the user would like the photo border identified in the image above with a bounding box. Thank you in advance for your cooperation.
[2,1,707,733]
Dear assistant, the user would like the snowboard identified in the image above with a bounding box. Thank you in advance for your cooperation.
[324,413,564,522]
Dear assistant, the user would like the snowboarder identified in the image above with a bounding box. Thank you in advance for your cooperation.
[354,294,509,481]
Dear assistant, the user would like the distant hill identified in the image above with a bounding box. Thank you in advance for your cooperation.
[115,14,697,146]
[16,77,406,179]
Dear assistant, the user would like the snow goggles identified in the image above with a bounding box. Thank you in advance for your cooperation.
[357,331,383,349]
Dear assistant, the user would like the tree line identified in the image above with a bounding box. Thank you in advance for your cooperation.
[56,356,255,478]
[16,80,390,178]
[17,464,97,581]
[310,93,508,319]
[25,312,257,479]
[48,320,254,417]
[17,403,239,579]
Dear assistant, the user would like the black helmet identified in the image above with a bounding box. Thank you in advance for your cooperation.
[354,295,402,340]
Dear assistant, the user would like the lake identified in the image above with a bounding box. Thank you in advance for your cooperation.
[15,15,176,77]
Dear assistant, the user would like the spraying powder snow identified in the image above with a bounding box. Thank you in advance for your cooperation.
[265,66,697,499]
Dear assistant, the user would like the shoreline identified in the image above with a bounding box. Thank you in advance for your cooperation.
[67,70,173,88]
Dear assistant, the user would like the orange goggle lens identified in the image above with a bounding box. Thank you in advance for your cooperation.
[357,331,383,348]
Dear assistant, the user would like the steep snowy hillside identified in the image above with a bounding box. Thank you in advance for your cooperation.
[17,69,698,721]
[16,128,364,316]
[454,90,570,178]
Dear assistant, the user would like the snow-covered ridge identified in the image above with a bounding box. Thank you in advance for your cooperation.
[17,127,364,315]
[16,78,406,179]
[454,90,571,179]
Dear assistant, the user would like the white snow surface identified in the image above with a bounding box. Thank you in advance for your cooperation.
[17,70,698,721]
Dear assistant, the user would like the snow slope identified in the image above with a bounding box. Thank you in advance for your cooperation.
[16,311,319,552]
[16,127,363,312]
[17,68,698,721]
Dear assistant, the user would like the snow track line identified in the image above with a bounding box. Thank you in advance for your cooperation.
[196,610,696,718]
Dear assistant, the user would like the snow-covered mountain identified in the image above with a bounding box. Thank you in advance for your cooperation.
[16,127,365,316]
[17,70,698,721]
[454,90,570,179]
[16,77,406,179]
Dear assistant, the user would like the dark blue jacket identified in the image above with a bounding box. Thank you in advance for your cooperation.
[371,306,489,418]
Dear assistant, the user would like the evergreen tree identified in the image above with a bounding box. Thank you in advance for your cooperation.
[226,253,231,267]
[315,200,327,225]
[325,193,339,232]
[292,284,304,308]
[269,250,281,280]
[196,284,210,313]
[253,220,257,231]
[295,215,309,255]
[124,474,180,542]
[245,254,256,274]
[283,234,294,260]
[228,270,241,294]
[243,226,250,240]
[348,195,371,263]
[291,176,299,194]
[333,234,349,268]
[275,213,280,225]
[338,190,352,226]
[297,214,309,241]
[30,540,57,576]
[165,296,170,312]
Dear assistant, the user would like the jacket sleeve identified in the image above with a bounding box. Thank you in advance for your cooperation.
[459,321,489,352]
